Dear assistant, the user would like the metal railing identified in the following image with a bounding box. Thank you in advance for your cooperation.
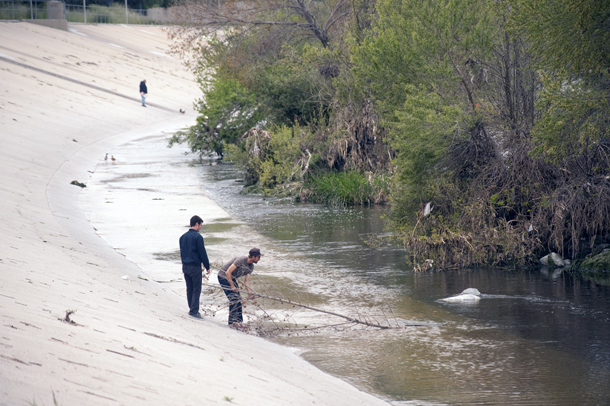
[0,1,162,25]
[0,0,47,20]
[64,4,154,24]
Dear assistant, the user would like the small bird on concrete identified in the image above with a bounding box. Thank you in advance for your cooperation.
[104,153,108,161]
[179,108,185,114]
[111,155,116,162]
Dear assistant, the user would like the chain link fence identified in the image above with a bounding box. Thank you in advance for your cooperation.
[0,0,166,24]
[1,0,47,19]
[64,4,153,24]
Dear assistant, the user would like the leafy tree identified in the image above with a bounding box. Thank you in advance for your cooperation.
[511,0,610,77]
[168,0,353,51]
[250,45,333,126]
[353,0,551,266]
[389,85,465,216]
[165,0,352,157]
[165,0,610,267]
[512,0,610,167]
[511,0,610,256]
[168,0,392,178]
[168,71,262,157]
[354,0,503,214]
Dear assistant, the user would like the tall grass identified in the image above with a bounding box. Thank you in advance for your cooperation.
[305,171,389,206]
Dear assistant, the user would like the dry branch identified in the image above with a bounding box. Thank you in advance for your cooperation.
[202,283,420,329]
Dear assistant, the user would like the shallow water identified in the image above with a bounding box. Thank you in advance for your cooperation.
[80,134,610,406]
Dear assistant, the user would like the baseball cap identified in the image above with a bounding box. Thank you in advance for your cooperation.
[249,248,264,257]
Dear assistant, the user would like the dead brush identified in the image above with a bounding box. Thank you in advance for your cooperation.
[398,136,610,269]
[200,279,428,337]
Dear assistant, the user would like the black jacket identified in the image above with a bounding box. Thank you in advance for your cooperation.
[139,81,147,94]
[179,229,210,269]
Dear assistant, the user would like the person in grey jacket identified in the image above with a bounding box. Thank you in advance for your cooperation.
[217,248,262,328]
[179,215,210,319]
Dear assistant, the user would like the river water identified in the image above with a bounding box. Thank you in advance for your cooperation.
[79,134,610,406]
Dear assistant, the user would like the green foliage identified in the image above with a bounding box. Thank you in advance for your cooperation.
[305,171,390,205]
[532,74,610,166]
[199,74,262,146]
[511,0,610,77]
[354,0,500,222]
[389,85,465,211]
[69,5,155,24]
[244,125,311,192]
[397,209,537,268]
[167,0,610,266]
[353,0,497,118]
[257,126,307,191]
[0,3,47,20]
[514,0,610,171]
[253,47,331,126]
[223,143,248,165]
[169,73,262,157]
[168,0,392,204]
[489,190,514,208]
[579,251,610,272]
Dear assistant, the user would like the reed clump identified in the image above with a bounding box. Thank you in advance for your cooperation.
[303,171,389,206]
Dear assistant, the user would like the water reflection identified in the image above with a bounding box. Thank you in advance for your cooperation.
[197,161,610,406]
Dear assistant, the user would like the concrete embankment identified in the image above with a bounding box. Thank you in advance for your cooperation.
[0,22,389,405]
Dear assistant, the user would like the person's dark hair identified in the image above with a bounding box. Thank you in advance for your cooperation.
[249,248,263,258]
[190,215,203,227]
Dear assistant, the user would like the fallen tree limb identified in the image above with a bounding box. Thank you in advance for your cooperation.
[202,283,427,330]
[250,291,396,329]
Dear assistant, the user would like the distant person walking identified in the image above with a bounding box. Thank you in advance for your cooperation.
[179,215,211,319]
[217,248,262,328]
[139,79,147,107]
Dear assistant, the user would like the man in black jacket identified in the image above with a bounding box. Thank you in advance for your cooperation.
[179,215,211,319]
[139,79,147,107]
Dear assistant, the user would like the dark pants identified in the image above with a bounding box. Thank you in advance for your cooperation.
[183,264,202,315]
[218,275,242,325]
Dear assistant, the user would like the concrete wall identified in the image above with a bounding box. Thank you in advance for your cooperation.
[26,1,67,31]
[47,0,63,19]
[147,7,173,23]
[26,19,68,31]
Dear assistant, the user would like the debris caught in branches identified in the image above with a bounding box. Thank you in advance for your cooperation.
[202,282,432,333]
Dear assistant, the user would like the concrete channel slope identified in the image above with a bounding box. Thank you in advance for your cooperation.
[0,22,390,406]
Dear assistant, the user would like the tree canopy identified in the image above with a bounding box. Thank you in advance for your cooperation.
[167,0,610,267]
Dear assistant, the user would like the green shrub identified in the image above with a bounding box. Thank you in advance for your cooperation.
[305,171,389,205]
[169,74,262,158]
[579,251,610,272]
[247,125,307,192]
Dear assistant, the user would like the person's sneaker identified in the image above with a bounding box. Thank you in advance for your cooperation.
[230,322,247,331]
[189,312,203,319]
